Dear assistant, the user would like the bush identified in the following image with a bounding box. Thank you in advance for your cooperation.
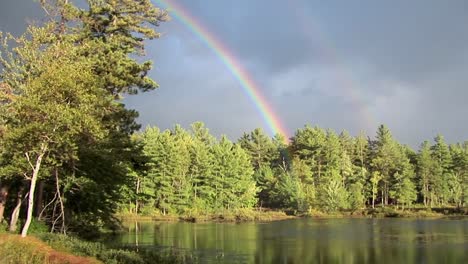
[0,235,49,264]
[0,234,101,264]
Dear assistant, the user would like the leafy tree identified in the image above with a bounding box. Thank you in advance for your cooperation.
[1,25,115,236]
[348,182,366,211]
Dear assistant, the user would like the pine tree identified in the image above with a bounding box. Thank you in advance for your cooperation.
[392,149,417,209]
[430,134,452,206]
[370,125,399,206]
[188,123,215,211]
[211,136,256,210]
[316,130,349,211]
[417,141,435,207]
[238,128,277,170]
[449,144,465,207]
[291,125,327,182]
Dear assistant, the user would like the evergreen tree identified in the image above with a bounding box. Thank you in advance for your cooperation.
[417,141,435,207]
[430,134,452,206]
[449,144,465,207]
[391,149,417,209]
[211,136,256,210]
[370,125,399,206]
[238,128,277,170]
[188,123,215,211]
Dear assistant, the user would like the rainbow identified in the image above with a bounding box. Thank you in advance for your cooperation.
[156,0,290,140]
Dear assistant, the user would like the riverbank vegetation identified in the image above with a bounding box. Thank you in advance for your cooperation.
[0,233,197,264]
[116,123,467,220]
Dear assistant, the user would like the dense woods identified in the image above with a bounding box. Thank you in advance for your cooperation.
[0,0,168,237]
[119,123,467,216]
[0,0,467,241]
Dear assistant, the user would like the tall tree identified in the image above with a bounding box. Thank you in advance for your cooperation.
[430,134,452,206]
[417,141,435,207]
[0,25,114,236]
[370,125,399,206]
[238,128,277,170]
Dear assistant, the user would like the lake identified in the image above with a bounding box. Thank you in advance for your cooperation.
[109,218,468,263]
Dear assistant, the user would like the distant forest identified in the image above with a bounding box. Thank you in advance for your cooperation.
[119,122,467,215]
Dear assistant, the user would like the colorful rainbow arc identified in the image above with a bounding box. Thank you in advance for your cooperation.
[156,0,290,141]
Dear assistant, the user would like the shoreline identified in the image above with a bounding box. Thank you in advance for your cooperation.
[116,209,296,223]
[115,207,468,223]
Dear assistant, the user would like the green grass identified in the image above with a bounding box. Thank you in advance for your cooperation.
[0,234,101,264]
[38,233,197,264]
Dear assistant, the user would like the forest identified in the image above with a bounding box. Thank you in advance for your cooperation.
[120,123,468,217]
[0,0,467,242]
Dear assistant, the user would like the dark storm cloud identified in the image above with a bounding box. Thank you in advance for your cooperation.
[2,0,468,146]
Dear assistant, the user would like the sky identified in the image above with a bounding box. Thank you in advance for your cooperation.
[1,0,467,147]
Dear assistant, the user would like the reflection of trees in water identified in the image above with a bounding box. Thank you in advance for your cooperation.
[116,219,467,263]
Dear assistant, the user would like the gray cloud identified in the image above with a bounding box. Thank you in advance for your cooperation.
[0,0,43,35]
[2,0,468,146]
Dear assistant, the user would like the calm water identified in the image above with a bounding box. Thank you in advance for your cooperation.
[109,218,468,263]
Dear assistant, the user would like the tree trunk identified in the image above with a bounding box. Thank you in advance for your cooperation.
[381,189,384,207]
[21,144,47,237]
[35,181,45,218]
[135,177,140,214]
[9,185,25,232]
[384,181,389,206]
[0,184,9,223]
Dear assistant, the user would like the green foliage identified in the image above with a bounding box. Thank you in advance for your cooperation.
[0,0,169,236]
[123,124,258,216]
[38,233,195,264]
[0,235,49,264]
[348,182,366,211]
[274,171,305,210]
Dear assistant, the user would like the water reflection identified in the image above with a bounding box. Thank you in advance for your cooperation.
[111,218,468,263]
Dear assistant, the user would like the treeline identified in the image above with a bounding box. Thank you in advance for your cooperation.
[0,0,168,237]
[120,123,467,215]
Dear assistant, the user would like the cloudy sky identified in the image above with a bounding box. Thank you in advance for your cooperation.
[1,0,467,147]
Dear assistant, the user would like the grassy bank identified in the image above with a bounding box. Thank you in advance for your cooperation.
[0,233,196,264]
[305,207,467,218]
[118,206,467,223]
[0,234,102,264]
[117,208,295,223]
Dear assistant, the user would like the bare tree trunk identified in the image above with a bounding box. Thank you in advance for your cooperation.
[429,192,433,209]
[384,182,389,206]
[51,168,66,234]
[135,177,140,215]
[9,186,25,232]
[0,184,9,223]
[21,144,47,237]
[381,189,384,207]
[423,183,428,207]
